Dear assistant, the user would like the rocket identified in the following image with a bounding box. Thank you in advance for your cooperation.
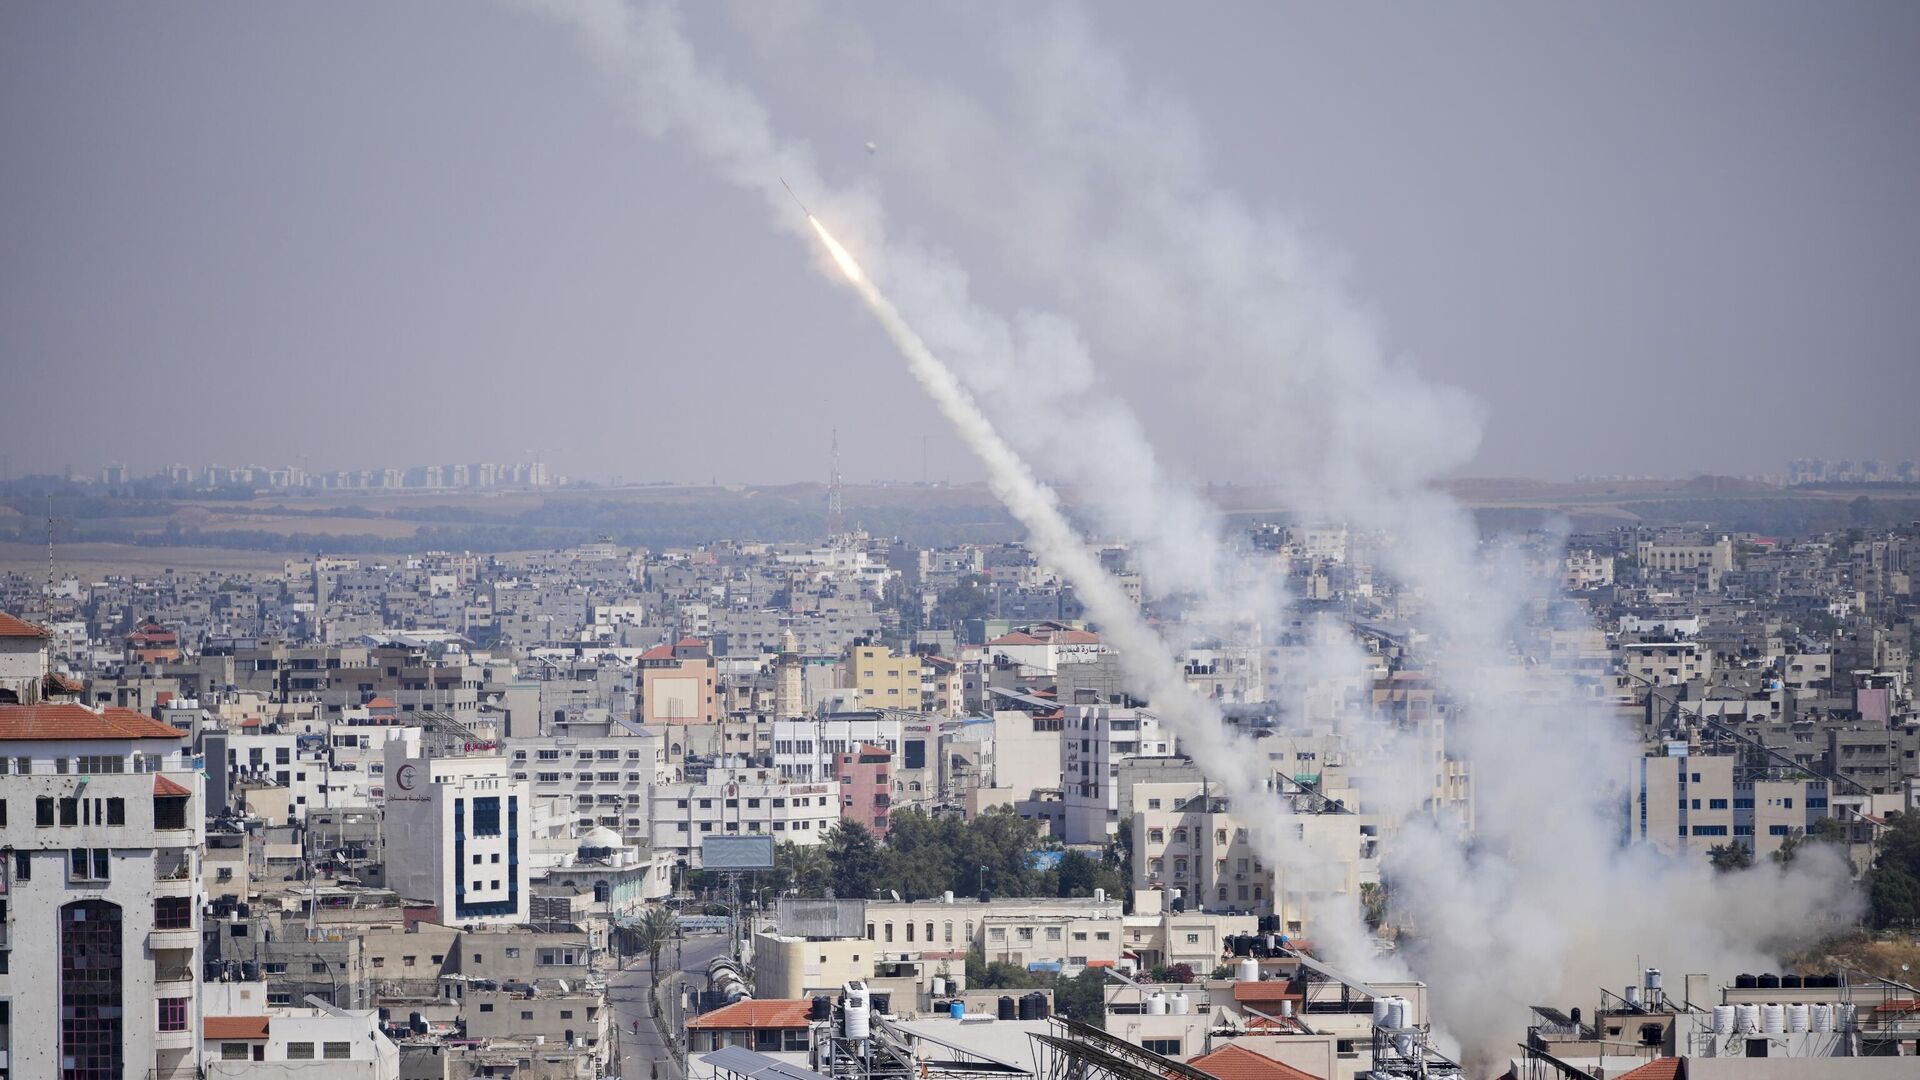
[780,177,812,219]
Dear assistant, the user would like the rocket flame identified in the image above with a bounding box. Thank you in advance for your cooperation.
[808,215,866,283]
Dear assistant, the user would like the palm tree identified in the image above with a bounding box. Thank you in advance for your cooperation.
[629,905,680,974]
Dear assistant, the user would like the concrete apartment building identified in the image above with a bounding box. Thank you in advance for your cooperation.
[509,732,665,845]
[1631,747,1832,858]
[862,894,1126,975]
[0,702,206,1080]
[0,612,51,704]
[769,713,902,781]
[1622,640,1713,686]
[834,744,894,836]
[848,643,932,711]
[648,769,841,868]
[639,637,718,725]
[1062,706,1175,844]
[1637,534,1736,589]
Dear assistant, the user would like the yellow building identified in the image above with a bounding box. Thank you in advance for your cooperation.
[850,644,928,710]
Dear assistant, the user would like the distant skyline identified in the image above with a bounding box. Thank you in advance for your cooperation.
[3,3,1917,485]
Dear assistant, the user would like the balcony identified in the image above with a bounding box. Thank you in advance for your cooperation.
[152,1026,196,1051]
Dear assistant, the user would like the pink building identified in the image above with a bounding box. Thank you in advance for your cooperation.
[835,744,893,838]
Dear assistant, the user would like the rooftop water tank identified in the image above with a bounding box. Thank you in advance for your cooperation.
[1762,1003,1785,1034]
[1734,1004,1760,1033]
[1810,1004,1834,1033]
[949,1001,965,1020]
[1786,1003,1808,1033]
[998,996,1016,1021]
[844,983,871,1039]
[1625,985,1642,1009]
[1734,973,1758,989]
[1145,993,1167,1016]
[1373,998,1394,1029]
[1757,973,1781,989]
[1781,973,1804,989]
[1711,1005,1734,1035]
[931,977,946,997]
[1237,958,1261,983]
[1168,993,1190,1015]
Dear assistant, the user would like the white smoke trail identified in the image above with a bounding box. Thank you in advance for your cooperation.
[571,4,1864,1067]
[520,0,1382,966]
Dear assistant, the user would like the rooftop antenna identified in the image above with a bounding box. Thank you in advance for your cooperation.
[825,427,845,538]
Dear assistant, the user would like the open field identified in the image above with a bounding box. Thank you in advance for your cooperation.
[0,542,291,577]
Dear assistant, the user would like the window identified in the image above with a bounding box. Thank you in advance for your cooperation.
[78,755,124,775]
[1142,1039,1182,1055]
[13,851,28,881]
[70,848,109,882]
[158,997,189,1032]
[287,1042,316,1059]
[60,798,78,826]
[478,1003,495,1013]
[1708,799,1728,810]
[155,896,193,930]
[221,1043,249,1060]
[36,796,53,827]
[1046,927,1062,941]
[324,1042,352,1060]
[1769,825,1791,836]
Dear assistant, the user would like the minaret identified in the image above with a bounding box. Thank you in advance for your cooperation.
[825,427,845,538]
[775,628,804,719]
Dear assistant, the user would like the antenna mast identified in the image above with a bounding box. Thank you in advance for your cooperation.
[825,427,845,538]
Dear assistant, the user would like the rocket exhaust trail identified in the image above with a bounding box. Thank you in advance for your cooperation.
[800,215,1267,803]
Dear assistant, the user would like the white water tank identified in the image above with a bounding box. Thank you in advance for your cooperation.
[1711,1005,1734,1034]
[1786,1003,1809,1033]
[1836,1003,1857,1032]
[1145,993,1168,1016]
[1094,887,1106,904]
[1624,985,1642,1009]
[1279,999,1294,1019]
[943,891,954,904]
[1169,993,1190,1015]
[1387,997,1408,1031]
[844,982,871,1039]
[1761,1003,1785,1034]
[1237,958,1261,983]
[1735,1004,1760,1033]
[1373,998,1394,1029]
[1810,1003,1834,1033]
[931,977,946,996]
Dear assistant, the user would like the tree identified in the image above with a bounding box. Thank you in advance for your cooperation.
[825,820,889,899]
[628,906,679,974]
[1772,831,1806,867]
[1868,811,1920,929]
[1360,881,1390,928]
[1709,843,1754,873]
[1052,968,1107,1028]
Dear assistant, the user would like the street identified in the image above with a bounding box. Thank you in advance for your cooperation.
[610,929,733,1080]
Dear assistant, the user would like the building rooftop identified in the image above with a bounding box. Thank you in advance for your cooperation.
[686,999,814,1031]
[0,612,48,638]
[204,1016,271,1040]
[1188,1043,1321,1080]
[0,703,188,741]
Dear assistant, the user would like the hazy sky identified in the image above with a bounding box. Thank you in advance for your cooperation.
[3,2,1916,485]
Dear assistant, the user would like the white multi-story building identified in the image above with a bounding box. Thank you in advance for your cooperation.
[648,769,841,868]
[1061,706,1174,844]
[382,735,531,926]
[0,702,207,1080]
[510,732,666,846]
[769,715,901,781]
[202,982,400,1077]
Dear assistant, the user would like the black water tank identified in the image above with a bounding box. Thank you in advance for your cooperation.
[241,961,259,980]
[1570,1007,1582,1026]
[1781,974,1803,989]
[1232,935,1252,957]
[1017,994,1039,1021]
[1735,973,1757,989]
[1758,973,1780,989]
[1170,896,1185,913]
[810,996,831,1021]
[1258,915,1280,934]
[998,996,1016,1020]
[978,890,991,904]
[1028,992,1051,1020]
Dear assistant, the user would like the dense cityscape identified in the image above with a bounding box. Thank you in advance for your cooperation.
[5,4,1917,1080]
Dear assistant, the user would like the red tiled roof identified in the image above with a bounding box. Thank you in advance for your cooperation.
[366,696,397,709]
[204,1015,270,1040]
[0,612,48,638]
[154,774,192,797]
[1051,629,1101,644]
[43,671,85,694]
[988,632,1044,646]
[1188,1043,1321,1080]
[1232,982,1303,1005]
[685,999,813,1030]
[674,636,709,648]
[1614,1060,1683,1080]
[640,645,675,661]
[0,704,188,742]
